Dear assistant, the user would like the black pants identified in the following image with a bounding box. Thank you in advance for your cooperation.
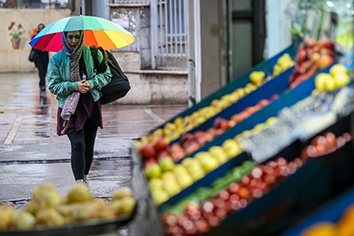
[37,63,48,89]
[34,51,49,89]
[67,119,98,180]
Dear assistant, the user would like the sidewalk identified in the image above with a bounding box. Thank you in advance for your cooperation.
[0,72,187,202]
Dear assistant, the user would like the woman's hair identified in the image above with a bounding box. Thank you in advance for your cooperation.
[37,23,45,29]
[64,31,83,37]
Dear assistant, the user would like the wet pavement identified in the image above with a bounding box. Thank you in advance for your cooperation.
[0,72,187,204]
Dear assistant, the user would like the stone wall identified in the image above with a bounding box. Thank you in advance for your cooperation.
[0,9,71,72]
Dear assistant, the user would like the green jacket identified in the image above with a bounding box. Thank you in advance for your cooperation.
[47,45,112,108]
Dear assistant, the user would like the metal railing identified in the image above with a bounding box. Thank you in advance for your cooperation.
[151,0,188,69]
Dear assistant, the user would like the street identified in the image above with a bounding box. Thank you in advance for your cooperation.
[0,72,187,203]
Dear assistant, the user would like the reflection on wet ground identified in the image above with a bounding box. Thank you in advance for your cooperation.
[0,73,187,144]
[0,159,132,202]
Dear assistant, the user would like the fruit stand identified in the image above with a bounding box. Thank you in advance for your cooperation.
[128,28,354,236]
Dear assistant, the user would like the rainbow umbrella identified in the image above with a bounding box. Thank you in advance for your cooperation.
[29,15,134,52]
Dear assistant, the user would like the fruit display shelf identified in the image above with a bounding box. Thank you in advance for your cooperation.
[129,110,354,236]
[197,114,354,236]
[138,45,297,141]
[154,69,326,209]
[176,65,326,161]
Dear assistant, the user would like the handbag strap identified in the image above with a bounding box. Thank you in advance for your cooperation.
[90,46,108,73]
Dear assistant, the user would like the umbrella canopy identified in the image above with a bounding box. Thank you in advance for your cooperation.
[29,15,134,52]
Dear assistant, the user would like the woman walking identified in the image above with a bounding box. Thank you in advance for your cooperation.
[47,30,112,186]
[32,23,49,92]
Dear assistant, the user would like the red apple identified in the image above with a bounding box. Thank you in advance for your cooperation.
[313,144,326,156]
[194,219,210,234]
[310,45,320,54]
[214,128,225,137]
[171,149,187,162]
[300,145,316,161]
[251,167,263,179]
[311,135,326,146]
[215,208,227,221]
[180,133,195,146]
[319,54,334,69]
[319,38,335,50]
[156,150,171,162]
[320,47,335,57]
[218,190,230,201]
[162,214,178,226]
[299,60,313,74]
[230,114,242,123]
[269,94,279,101]
[185,201,201,215]
[252,188,264,199]
[296,46,307,63]
[264,174,276,186]
[207,215,220,227]
[243,106,257,116]
[228,182,240,194]
[144,158,157,169]
[171,142,183,151]
[304,37,318,48]
[195,132,212,146]
[337,136,346,147]
[206,128,216,137]
[289,77,304,89]
[293,65,302,78]
[213,117,230,130]
[293,158,303,168]
[166,224,183,235]
[238,112,250,122]
[201,201,214,220]
[154,137,168,152]
[183,140,201,154]
[342,133,352,142]
[140,144,156,159]
[257,99,270,108]
[276,157,287,166]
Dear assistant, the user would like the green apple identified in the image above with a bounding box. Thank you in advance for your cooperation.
[315,73,333,92]
[201,156,219,173]
[324,76,336,91]
[151,189,170,205]
[182,157,202,170]
[187,161,203,175]
[194,152,214,163]
[161,171,176,182]
[163,181,181,196]
[222,139,242,159]
[253,123,266,133]
[330,64,347,77]
[148,178,164,191]
[208,146,228,164]
[190,169,205,181]
[173,164,189,177]
[158,157,175,172]
[265,117,277,125]
[181,157,194,167]
[144,163,162,179]
[177,175,194,189]
[333,73,350,89]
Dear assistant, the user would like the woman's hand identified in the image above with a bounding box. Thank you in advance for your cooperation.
[77,80,91,94]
